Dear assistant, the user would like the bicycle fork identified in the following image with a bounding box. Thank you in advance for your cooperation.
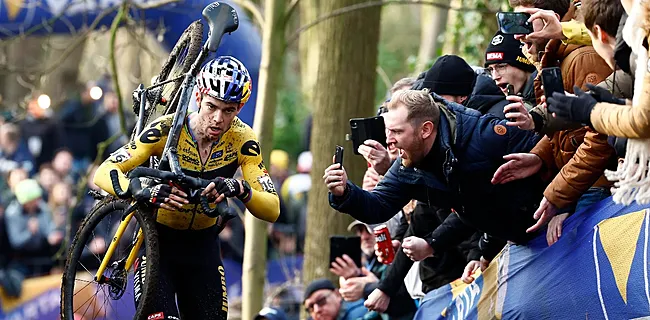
[94,210,145,283]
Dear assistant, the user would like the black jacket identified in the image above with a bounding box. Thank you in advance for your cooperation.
[465,75,509,118]
[377,203,466,297]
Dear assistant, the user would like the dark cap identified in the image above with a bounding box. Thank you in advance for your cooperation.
[303,278,336,303]
[484,30,535,73]
[420,55,476,96]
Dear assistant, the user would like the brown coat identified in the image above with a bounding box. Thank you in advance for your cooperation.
[590,1,650,138]
[528,26,615,209]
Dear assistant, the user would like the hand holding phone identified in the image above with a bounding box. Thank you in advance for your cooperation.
[496,12,533,34]
[330,236,362,277]
[334,145,344,168]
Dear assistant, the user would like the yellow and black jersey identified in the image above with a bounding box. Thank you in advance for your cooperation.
[94,113,280,230]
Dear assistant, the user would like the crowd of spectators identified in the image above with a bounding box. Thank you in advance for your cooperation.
[307,0,650,319]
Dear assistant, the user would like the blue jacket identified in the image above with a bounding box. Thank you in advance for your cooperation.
[330,94,545,251]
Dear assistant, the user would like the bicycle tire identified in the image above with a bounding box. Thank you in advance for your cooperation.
[140,19,203,128]
[60,198,160,320]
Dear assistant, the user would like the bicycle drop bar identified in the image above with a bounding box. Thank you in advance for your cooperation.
[109,167,231,218]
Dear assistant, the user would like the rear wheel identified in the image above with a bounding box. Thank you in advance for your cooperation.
[139,20,203,129]
[60,198,160,320]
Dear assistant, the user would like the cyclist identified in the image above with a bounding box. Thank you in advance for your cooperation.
[93,56,280,320]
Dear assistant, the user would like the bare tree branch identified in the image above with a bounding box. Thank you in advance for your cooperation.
[230,0,265,28]
[110,2,130,137]
[0,6,119,75]
[285,0,300,22]
[287,0,499,44]
[376,65,391,93]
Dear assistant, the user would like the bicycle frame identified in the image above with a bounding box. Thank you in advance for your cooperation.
[92,1,235,282]
[93,48,209,282]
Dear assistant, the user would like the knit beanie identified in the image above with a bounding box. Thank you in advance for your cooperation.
[485,30,536,73]
[420,55,476,96]
[15,179,42,205]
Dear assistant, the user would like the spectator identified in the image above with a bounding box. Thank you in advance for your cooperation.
[48,182,73,232]
[58,82,110,172]
[52,149,76,184]
[36,164,61,203]
[490,0,616,248]
[303,278,368,320]
[0,123,35,175]
[547,0,650,205]
[332,220,416,319]
[324,90,543,312]
[281,151,312,250]
[19,93,63,169]
[412,55,475,105]
[5,179,62,277]
[1,168,28,206]
[508,0,612,134]
[482,31,537,118]
[255,307,288,320]
[270,149,290,187]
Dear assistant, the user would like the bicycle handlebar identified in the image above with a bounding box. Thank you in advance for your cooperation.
[109,167,233,219]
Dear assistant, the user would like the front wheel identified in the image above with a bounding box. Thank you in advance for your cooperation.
[60,198,160,320]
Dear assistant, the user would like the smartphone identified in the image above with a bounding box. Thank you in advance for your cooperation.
[541,67,565,101]
[506,84,516,122]
[496,12,533,34]
[349,116,387,155]
[334,145,344,168]
[329,236,362,268]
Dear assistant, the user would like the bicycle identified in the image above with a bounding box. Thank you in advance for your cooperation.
[60,2,241,319]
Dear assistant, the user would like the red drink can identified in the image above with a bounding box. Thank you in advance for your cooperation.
[373,224,394,264]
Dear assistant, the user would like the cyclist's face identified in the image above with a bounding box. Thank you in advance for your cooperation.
[197,94,241,140]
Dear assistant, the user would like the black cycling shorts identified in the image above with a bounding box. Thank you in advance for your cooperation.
[134,224,228,320]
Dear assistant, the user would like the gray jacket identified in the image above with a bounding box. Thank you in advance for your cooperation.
[5,200,55,252]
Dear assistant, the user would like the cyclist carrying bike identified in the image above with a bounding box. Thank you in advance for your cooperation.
[93,56,280,320]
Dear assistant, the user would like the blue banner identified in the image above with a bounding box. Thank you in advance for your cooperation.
[416,198,650,319]
[0,0,261,126]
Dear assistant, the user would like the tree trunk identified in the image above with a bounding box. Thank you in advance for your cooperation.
[415,1,448,73]
[241,0,286,319]
[298,0,320,106]
[478,1,501,64]
[302,0,381,291]
[441,0,463,56]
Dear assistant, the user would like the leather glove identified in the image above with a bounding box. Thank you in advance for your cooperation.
[547,86,597,127]
[136,184,173,208]
[586,84,626,105]
[212,177,251,199]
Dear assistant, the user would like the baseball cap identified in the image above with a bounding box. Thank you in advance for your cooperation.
[347,220,371,233]
[254,307,288,320]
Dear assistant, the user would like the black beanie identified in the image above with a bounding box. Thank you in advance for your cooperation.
[485,30,535,73]
[303,278,335,303]
[420,55,476,96]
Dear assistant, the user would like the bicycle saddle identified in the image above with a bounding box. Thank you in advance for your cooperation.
[202,2,239,52]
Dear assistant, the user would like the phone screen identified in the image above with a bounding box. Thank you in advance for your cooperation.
[497,12,533,34]
[329,236,362,268]
[349,116,387,155]
[541,67,565,100]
